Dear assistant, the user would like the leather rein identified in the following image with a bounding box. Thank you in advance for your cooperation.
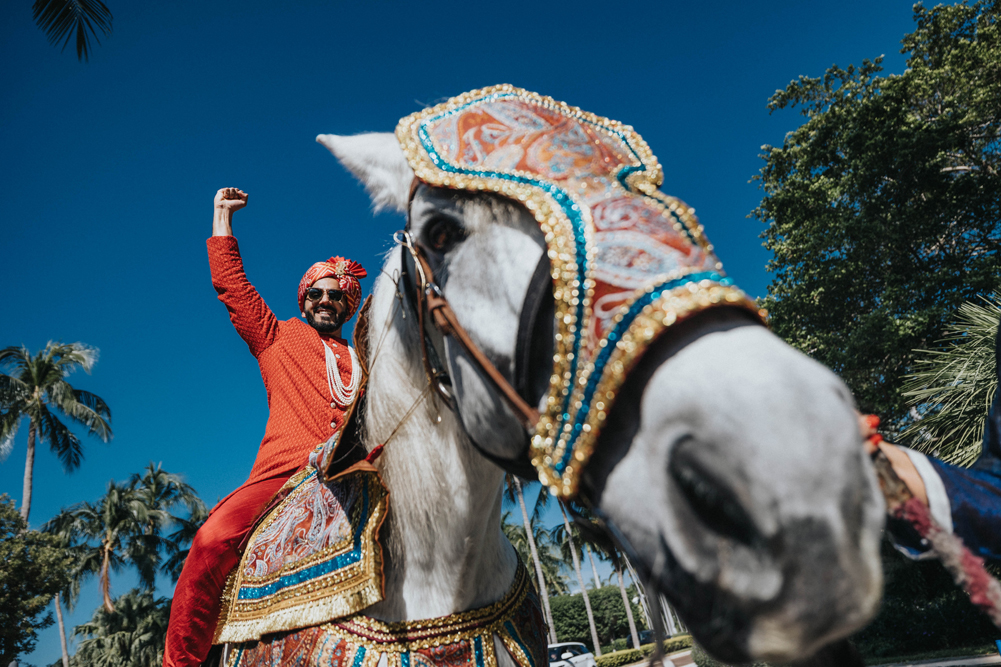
[394,180,540,431]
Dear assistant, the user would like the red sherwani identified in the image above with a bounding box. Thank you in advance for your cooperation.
[164,236,355,667]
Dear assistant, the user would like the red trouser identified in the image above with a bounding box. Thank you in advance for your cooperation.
[163,473,289,667]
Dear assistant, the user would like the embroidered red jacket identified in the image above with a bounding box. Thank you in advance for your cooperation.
[207,236,354,484]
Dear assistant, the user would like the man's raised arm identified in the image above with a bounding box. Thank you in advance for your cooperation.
[207,188,280,358]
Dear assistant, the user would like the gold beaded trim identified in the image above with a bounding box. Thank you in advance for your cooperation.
[396,84,762,499]
[228,562,541,667]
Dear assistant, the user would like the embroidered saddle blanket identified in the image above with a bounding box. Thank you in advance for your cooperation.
[214,441,389,644]
[225,562,546,667]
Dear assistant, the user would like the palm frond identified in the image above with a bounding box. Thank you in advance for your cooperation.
[36,406,84,471]
[0,345,31,371]
[51,381,113,442]
[0,373,30,402]
[32,0,113,62]
[72,387,111,420]
[0,412,20,463]
[47,341,100,374]
[900,293,1001,466]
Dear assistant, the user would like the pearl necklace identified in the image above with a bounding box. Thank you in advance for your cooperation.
[324,341,359,409]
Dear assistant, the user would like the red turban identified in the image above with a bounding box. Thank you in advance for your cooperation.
[298,256,367,320]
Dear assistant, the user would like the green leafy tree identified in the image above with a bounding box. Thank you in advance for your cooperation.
[553,504,602,655]
[753,0,1001,422]
[68,589,171,667]
[0,494,72,665]
[850,537,998,660]
[44,464,204,664]
[502,511,569,597]
[42,521,85,667]
[0,341,113,523]
[44,465,204,615]
[900,293,1000,465]
[505,476,559,642]
[32,0,113,62]
[550,586,647,652]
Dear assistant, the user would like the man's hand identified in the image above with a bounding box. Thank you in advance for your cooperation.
[212,188,248,237]
[215,187,248,212]
[859,413,929,507]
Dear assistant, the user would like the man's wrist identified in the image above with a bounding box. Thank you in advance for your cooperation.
[212,207,235,236]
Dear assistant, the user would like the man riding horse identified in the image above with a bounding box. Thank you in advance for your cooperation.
[163,187,367,667]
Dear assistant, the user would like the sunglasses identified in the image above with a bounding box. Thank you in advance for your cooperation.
[306,288,345,302]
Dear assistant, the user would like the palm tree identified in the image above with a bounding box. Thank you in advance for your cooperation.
[554,503,602,656]
[900,292,1001,466]
[0,342,112,523]
[45,464,206,614]
[130,462,206,536]
[585,544,602,589]
[46,480,162,613]
[501,512,569,596]
[70,588,171,667]
[32,0,113,62]
[43,512,86,667]
[610,549,641,650]
[505,476,558,643]
[163,502,209,583]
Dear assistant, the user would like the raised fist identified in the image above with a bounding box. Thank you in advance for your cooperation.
[214,187,248,213]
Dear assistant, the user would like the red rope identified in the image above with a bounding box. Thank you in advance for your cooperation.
[864,416,1001,628]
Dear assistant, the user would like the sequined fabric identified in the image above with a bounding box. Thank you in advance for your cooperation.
[227,562,545,667]
[214,458,388,643]
[396,85,763,497]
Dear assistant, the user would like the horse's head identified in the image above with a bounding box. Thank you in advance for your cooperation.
[317,86,884,664]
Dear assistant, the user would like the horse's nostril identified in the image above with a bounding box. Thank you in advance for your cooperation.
[669,439,763,549]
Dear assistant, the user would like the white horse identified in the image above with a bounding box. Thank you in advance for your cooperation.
[292,125,885,666]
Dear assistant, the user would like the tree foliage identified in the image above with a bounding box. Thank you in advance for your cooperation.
[502,510,569,596]
[550,586,647,652]
[44,463,206,612]
[0,341,112,522]
[32,0,113,62]
[900,293,1000,464]
[0,494,72,665]
[67,589,171,667]
[753,0,1001,421]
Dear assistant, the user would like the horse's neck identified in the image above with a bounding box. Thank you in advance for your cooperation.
[361,266,517,622]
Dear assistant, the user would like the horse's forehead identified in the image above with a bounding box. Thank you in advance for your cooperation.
[395,85,763,498]
[412,187,538,233]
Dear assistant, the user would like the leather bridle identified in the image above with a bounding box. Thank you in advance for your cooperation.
[396,179,554,477]
[395,227,542,429]
[398,179,676,664]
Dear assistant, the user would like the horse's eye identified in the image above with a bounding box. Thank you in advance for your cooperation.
[423,217,466,253]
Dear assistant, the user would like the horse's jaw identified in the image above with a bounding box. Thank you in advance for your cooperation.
[587,313,884,663]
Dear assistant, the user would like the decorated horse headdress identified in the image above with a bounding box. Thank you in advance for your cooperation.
[397,85,764,498]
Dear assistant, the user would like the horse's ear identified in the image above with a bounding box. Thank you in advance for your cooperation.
[316,132,414,214]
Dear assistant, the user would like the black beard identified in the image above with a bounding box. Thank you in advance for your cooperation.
[306,309,344,333]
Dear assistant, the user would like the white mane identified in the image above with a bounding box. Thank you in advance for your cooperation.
[359,246,517,621]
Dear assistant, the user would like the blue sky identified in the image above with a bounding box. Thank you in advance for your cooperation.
[2,1,925,662]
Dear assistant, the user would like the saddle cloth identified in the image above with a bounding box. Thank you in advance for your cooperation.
[214,443,389,644]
